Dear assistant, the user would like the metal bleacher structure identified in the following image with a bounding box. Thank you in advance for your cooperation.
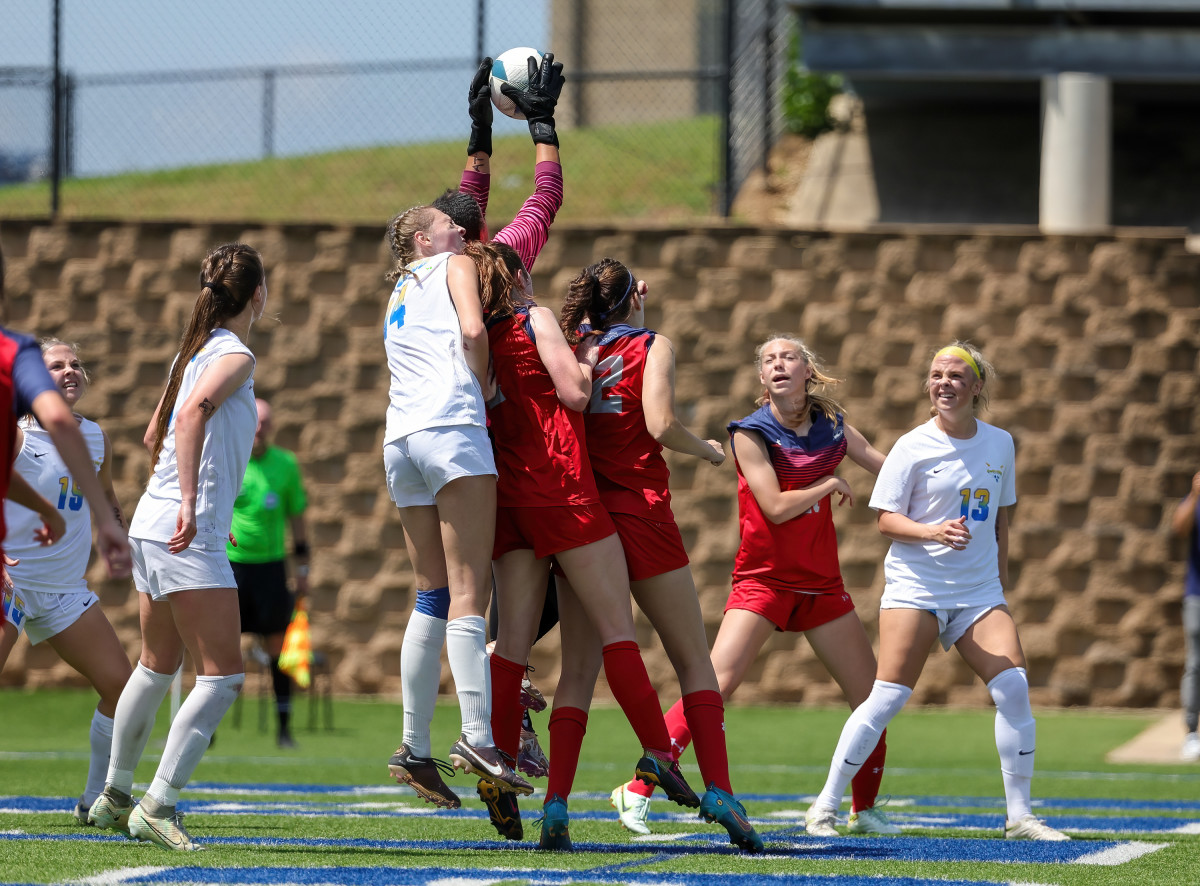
[229,637,333,735]
[789,1,1200,231]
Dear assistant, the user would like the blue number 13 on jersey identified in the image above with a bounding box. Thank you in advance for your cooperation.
[959,487,990,521]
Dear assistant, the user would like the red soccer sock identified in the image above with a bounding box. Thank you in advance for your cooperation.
[602,640,672,754]
[545,706,588,801]
[627,777,655,798]
[665,697,692,760]
[682,690,730,794]
[489,653,526,760]
[850,727,887,812]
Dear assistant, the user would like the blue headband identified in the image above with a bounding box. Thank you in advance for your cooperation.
[597,271,636,323]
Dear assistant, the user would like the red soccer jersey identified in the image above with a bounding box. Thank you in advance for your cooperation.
[729,405,848,594]
[486,307,600,508]
[582,325,673,520]
[0,333,17,549]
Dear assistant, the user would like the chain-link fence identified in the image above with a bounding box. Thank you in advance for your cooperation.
[0,0,790,224]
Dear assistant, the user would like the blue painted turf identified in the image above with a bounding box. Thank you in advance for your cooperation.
[3,789,1189,886]
[178,782,1200,812]
[3,795,1197,834]
[72,868,1017,886]
[0,827,1155,863]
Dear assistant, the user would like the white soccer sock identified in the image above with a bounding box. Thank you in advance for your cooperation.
[446,615,493,746]
[401,605,447,757]
[83,710,114,805]
[988,666,1036,822]
[814,680,912,812]
[145,673,244,808]
[107,663,175,794]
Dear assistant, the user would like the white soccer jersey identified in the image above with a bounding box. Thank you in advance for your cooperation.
[4,417,105,594]
[383,252,487,444]
[870,418,1017,609]
[129,328,257,551]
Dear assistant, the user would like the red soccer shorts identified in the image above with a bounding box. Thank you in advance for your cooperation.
[494,504,616,560]
[610,512,689,582]
[725,579,855,633]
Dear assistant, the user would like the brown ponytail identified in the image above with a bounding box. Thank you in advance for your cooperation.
[560,258,635,345]
[464,240,525,320]
[149,243,263,473]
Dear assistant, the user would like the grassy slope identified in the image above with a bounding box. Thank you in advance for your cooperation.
[0,116,722,225]
[1,688,1197,885]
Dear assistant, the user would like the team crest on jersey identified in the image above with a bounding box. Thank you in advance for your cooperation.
[986,462,1005,484]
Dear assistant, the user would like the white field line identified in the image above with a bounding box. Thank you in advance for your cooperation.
[72,866,170,886]
[1070,842,1170,865]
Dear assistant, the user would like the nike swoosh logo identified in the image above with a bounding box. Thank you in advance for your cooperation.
[466,750,505,777]
[32,452,48,458]
[931,466,945,474]
[144,817,184,848]
[1018,749,1035,755]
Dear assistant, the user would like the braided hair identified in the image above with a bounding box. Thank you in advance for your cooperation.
[384,205,438,283]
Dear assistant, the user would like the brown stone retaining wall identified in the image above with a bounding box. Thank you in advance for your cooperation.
[1,219,1197,709]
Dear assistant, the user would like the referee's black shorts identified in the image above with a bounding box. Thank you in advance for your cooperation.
[232,560,293,636]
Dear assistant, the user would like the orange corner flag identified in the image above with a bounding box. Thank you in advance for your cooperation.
[278,599,312,689]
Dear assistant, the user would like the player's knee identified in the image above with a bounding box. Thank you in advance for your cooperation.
[96,674,129,708]
[843,681,911,762]
[987,666,1033,722]
[414,587,450,620]
[866,679,913,721]
[712,659,749,699]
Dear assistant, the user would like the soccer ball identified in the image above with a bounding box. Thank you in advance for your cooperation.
[490,47,544,120]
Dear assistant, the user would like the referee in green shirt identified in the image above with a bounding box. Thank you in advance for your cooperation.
[229,399,309,748]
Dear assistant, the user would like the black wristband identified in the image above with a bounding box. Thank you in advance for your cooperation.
[528,120,558,148]
[293,540,310,558]
[467,126,493,157]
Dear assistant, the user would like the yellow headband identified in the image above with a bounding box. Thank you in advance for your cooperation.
[936,346,981,379]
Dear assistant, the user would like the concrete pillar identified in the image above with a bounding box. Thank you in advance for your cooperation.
[1040,73,1111,233]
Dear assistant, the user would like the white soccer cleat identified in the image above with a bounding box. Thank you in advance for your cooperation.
[847,804,901,835]
[610,783,652,835]
[804,804,841,837]
[88,786,134,837]
[1005,813,1070,841]
[1182,731,1200,762]
[128,803,201,851]
[73,796,94,827]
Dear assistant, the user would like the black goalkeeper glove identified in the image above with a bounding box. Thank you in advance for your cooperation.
[500,51,565,148]
[467,57,493,156]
